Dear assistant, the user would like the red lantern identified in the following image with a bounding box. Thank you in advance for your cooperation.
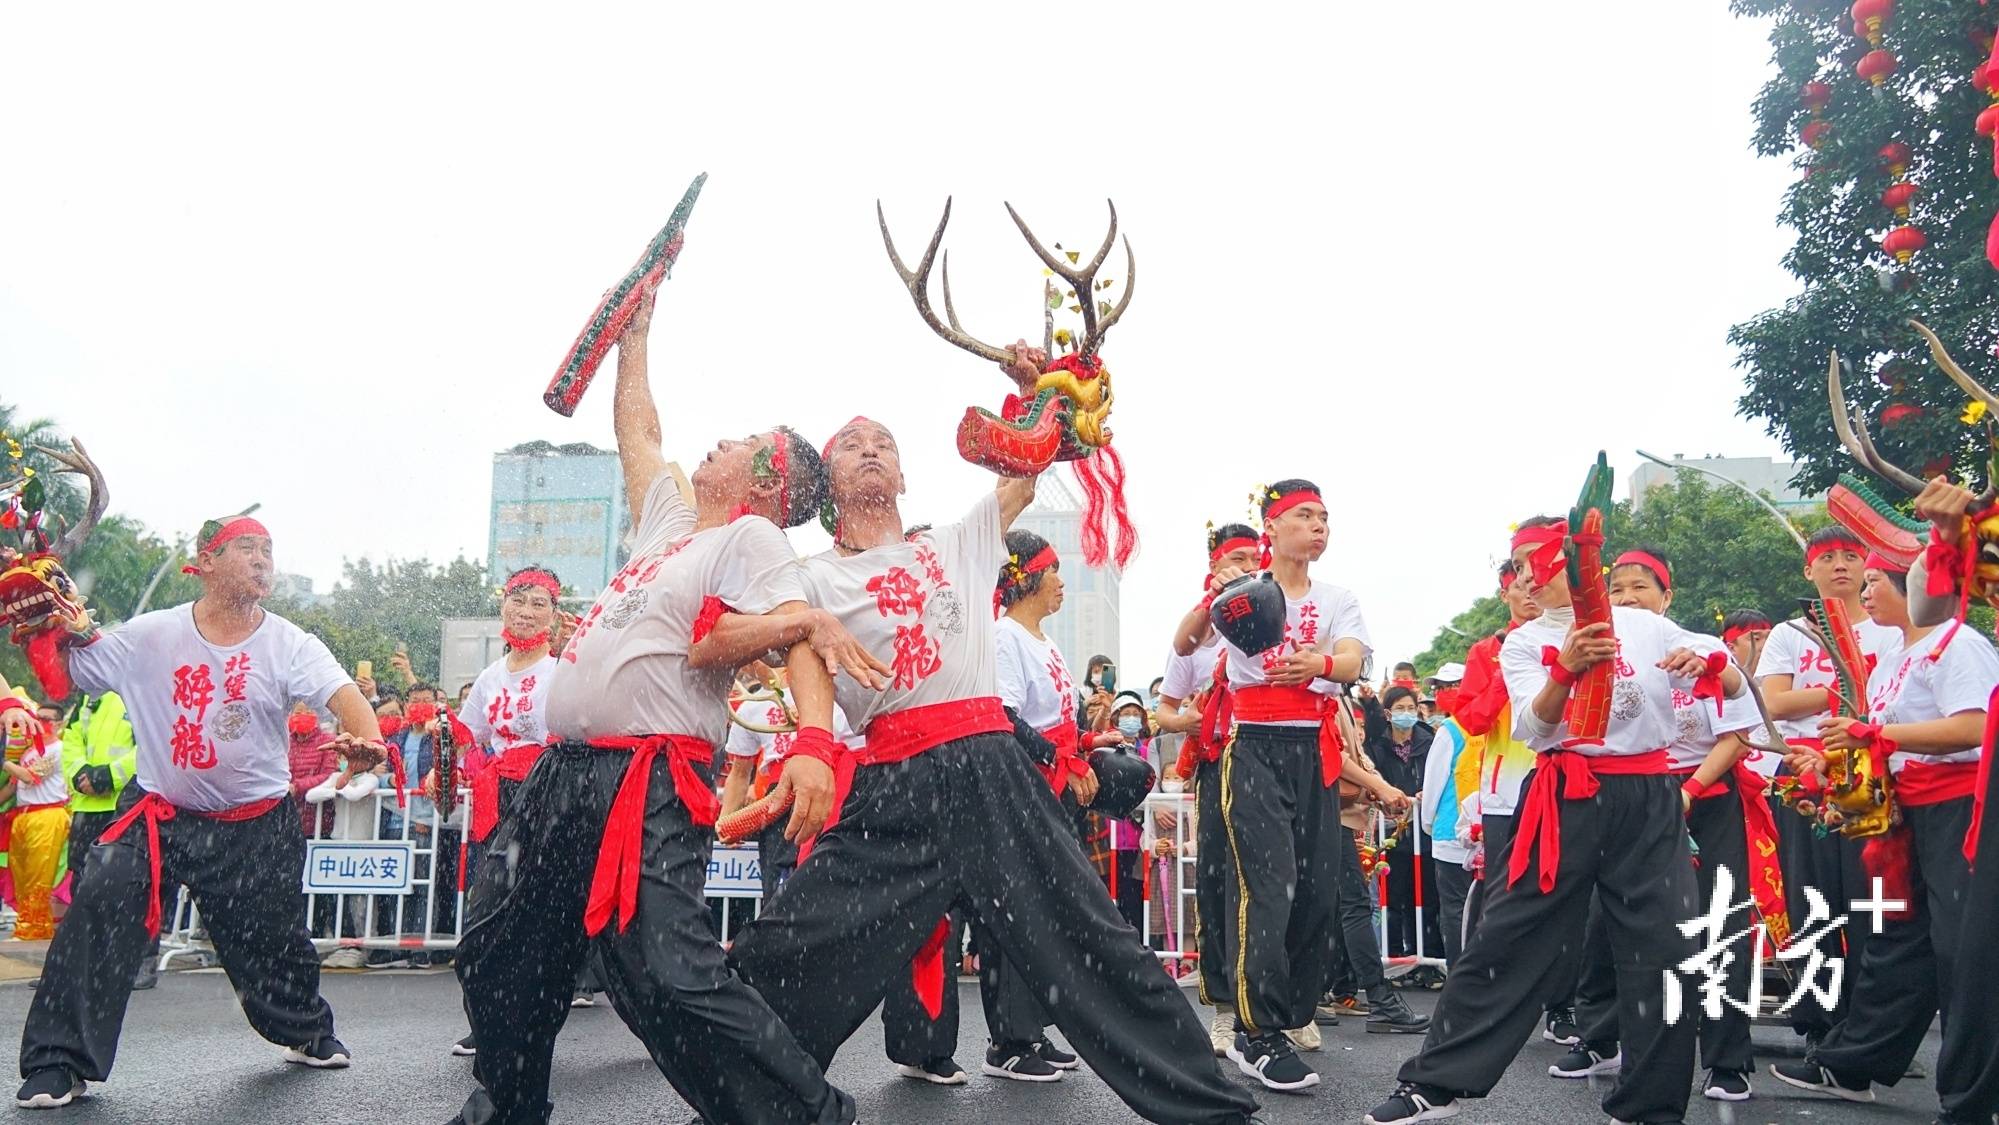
[1881,182,1918,216]
[1802,80,1833,112]
[1881,225,1928,263]
[1880,141,1913,176]
[1857,49,1898,86]
[1803,120,1834,150]
[1980,104,1999,138]
[1881,402,1924,426]
[1852,0,1893,47]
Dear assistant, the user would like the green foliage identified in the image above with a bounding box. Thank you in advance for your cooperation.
[1729,0,1999,493]
[303,556,499,684]
[1413,595,1511,673]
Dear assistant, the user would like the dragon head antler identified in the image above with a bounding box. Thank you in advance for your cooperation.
[1003,201,1135,362]
[1828,348,1932,495]
[34,438,107,559]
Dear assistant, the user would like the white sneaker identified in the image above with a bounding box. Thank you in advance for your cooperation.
[321,947,367,969]
[571,993,596,1008]
[1284,1023,1323,1052]
[1209,1009,1235,1057]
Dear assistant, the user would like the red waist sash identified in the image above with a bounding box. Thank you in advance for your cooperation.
[1230,684,1343,788]
[581,735,717,936]
[1676,764,1791,946]
[1897,759,1978,806]
[469,743,546,843]
[858,698,1011,766]
[1037,721,1090,794]
[1508,750,1670,894]
[99,792,286,938]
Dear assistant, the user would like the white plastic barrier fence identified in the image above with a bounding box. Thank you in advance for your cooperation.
[1372,804,1450,973]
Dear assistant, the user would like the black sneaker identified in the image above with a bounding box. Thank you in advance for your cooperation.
[1365,989,1431,1035]
[282,1036,352,1069]
[1363,1081,1460,1123]
[1225,1031,1319,1092]
[1768,1060,1874,1101]
[1548,1044,1621,1078]
[1542,1006,1580,1045]
[1703,1067,1751,1101]
[1032,1038,1080,1070]
[1312,999,1341,1026]
[451,1033,477,1057]
[895,1056,968,1085]
[14,1069,83,1110]
[983,1042,1062,1083]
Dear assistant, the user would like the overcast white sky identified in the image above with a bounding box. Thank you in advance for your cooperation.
[4,2,1795,676]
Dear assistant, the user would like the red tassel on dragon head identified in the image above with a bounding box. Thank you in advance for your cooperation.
[877,197,1138,569]
[0,437,108,699]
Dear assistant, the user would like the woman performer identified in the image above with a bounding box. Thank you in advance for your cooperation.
[1770,552,1997,1124]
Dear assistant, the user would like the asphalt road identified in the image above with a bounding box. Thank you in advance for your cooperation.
[0,970,1952,1124]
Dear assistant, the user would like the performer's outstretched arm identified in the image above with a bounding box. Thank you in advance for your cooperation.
[612,285,669,521]
[691,607,889,690]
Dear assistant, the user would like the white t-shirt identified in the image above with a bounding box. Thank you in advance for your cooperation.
[799,492,1007,732]
[1866,622,1998,774]
[546,475,806,748]
[1160,635,1224,703]
[1665,650,1760,772]
[460,653,559,751]
[1220,579,1372,726]
[1500,605,1730,758]
[1753,613,1903,742]
[995,616,1074,732]
[723,689,856,768]
[14,742,68,807]
[69,603,351,812]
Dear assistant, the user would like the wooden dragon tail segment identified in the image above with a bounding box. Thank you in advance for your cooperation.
[1563,453,1616,744]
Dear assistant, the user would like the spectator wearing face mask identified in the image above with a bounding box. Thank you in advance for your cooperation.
[1094,691,1154,933]
[1365,686,1445,968]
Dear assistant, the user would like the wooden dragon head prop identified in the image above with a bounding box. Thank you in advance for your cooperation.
[878,198,1138,568]
[0,436,108,699]
[1829,324,1999,606]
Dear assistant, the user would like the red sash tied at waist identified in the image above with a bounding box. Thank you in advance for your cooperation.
[469,743,546,844]
[1896,759,1979,806]
[1508,750,1670,894]
[582,735,717,936]
[1038,721,1091,794]
[858,697,1012,766]
[1230,684,1344,788]
[99,791,286,939]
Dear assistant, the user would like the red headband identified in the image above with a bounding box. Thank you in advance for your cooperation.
[1805,537,1864,567]
[1510,521,1569,589]
[771,430,790,524]
[1864,550,1909,575]
[505,569,562,599]
[183,517,271,575]
[994,545,1061,615]
[1612,550,1672,592]
[1209,536,1257,564]
[1721,623,1767,647]
[1263,489,1324,522]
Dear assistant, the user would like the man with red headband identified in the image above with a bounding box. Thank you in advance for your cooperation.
[16,515,384,1109]
[1208,478,1395,1093]
[448,289,881,1125]
[730,396,1264,1125]
[1160,521,1262,1054]
[1751,525,1899,1048]
[1365,515,1743,1125]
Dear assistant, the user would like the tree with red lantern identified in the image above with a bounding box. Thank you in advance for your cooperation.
[1731,0,1999,493]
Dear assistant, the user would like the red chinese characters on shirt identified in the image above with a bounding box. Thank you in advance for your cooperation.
[487,687,520,744]
[913,544,949,590]
[1295,603,1321,648]
[867,566,927,618]
[222,652,251,703]
[1047,653,1072,700]
[868,546,951,691]
[563,551,672,663]
[892,624,943,689]
[170,663,219,771]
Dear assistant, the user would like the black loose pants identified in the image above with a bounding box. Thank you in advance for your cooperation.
[731,732,1258,1125]
[1398,770,1700,1124]
[1773,771,1873,1037]
[454,746,850,1125]
[1940,754,1999,1121]
[1192,756,1234,1006]
[20,786,334,1083]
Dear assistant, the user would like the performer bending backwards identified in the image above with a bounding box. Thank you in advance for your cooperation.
[730,402,1265,1125]
[1752,526,1900,1046]
[16,516,379,1109]
[1770,552,1998,1120]
[448,290,880,1125]
[1366,516,1743,1125]
[1552,547,1771,1103]
[1160,521,1262,1055]
[1211,480,1402,1093]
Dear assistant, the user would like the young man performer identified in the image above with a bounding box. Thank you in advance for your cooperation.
[1553,548,1771,1102]
[1770,553,1997,1121]
[1161,522,1262,1054]
[730,406,1265,1125]
[1211,479,1394,1092]
[1752,526,1900,1045]
[1907,474,1999,1124]
[1365,515,1743,1125]
[16,516,378,1109]
[449,290,880,1125]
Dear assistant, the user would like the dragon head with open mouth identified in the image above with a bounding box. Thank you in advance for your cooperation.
[0,437,106,698]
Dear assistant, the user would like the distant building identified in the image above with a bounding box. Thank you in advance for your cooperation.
[1012,474,1121,672]
[271,572,322,606]
[439,617,505,698]
[1629,454,1821,513]
[488,441,627,600]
